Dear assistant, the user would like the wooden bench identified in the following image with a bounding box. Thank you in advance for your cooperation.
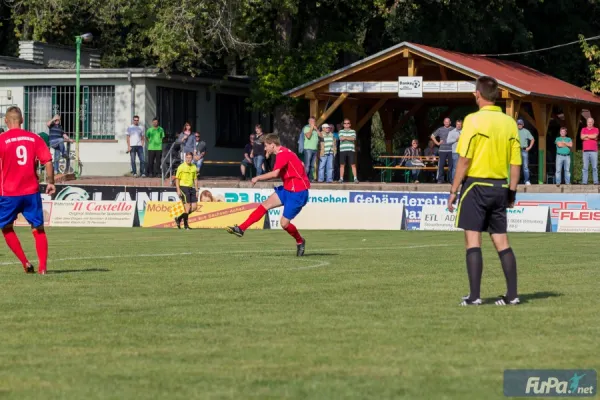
[377,155,446,183]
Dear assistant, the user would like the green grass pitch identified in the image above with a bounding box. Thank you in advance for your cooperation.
[0,228,597,399]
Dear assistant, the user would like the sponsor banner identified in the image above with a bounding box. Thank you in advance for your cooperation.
[15,201,136,227]
[198,188,350,229]
[419,205,460,231]
[420,205,550,232]
[142,201,266,229]
[556,209,600,232]
[350,191,449,230]
[515,193,600,232]
[293,203,405,230]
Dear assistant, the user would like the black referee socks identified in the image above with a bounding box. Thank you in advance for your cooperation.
[466,247,483,301]
[498,248,518,300]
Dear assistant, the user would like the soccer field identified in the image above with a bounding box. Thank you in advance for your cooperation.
[0,228,597,399]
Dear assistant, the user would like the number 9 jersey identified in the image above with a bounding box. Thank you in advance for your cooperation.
[0,128,52,197]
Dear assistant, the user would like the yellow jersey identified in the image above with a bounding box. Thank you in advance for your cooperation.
[456,105,522,179]
[176,162,197,187]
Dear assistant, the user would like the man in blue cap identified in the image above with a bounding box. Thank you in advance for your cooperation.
[517,119,535,185]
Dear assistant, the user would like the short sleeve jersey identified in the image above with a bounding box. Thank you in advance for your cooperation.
[176,163,197,188]
[456,105,521,179]
[338,129,356,152]
[0,128,52,196]
[273,146,311,192]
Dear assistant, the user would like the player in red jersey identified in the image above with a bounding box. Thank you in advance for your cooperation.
[0,106,56,274]
[227,134,309,256]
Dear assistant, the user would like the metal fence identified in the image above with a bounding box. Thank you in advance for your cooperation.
[24,85,116,139]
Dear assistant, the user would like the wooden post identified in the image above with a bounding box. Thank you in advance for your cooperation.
[309,98,318,119]
[505,99,521,121]
[532,102,552,184]
[564,105,580,178]
[356,97,387,131]
[316,92,348,126]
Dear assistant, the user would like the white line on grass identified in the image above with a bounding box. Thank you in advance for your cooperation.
[0,244,450,266]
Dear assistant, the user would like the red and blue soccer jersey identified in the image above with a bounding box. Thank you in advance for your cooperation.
[274,146,310,192]
[0,128,52,197]
[0,128,52,228]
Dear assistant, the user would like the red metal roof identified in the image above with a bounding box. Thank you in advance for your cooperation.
[410,42,600,105]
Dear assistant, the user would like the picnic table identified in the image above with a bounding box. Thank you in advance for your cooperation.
[375,155,447,183]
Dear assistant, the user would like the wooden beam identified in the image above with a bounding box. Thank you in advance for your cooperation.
[356,97,387,131]
[519,109,536,127]
[305,91,317,100]
[309,99,318,119]
[505,99,521,120]
[532,101,551,184]
[564,105,579,144]
[402,49,410,58]
[546,104,553,128]
[316,92,348,126]
[341,102,358,128]
[439,65,448,80]
[408,58,418,77]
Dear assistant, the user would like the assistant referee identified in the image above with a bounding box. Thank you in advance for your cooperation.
[448,76,522,306]
[175,152,198,230]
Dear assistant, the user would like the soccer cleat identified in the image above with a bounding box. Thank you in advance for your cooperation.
[24,263,35,274]
[175,216,182,229]
[226,225,244,237]
[495,296,520,306]
[296,239,306,257]
[38,268,47,275]
[354,178,359,183]
[185,225,192,231]
[459,298,482,306]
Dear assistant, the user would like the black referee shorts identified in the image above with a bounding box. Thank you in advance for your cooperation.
[180,186,198,204]
[456,177,509,234]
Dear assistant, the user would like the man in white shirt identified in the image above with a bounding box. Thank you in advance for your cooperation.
[126,115,145,177]
[446,119,462,182]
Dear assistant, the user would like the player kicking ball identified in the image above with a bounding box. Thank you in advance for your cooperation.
[226,134,309,256]
[0,106,56,274]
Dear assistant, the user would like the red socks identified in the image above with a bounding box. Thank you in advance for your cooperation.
[2,229,29,268]
[239,205,267,231]
[284,223,303,244]
[32,230,48,274]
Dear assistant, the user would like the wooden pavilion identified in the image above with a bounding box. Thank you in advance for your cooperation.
[283,42,600,183]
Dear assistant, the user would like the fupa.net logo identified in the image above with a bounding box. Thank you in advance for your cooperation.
[504,369,597,397]
[526,373,593,395]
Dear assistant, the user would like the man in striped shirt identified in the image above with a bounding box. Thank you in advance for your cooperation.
[317,124,336,183]
[402,139,422,183]
[338,119,359,183]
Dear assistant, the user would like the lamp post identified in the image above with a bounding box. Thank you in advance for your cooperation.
[74,33,93,178]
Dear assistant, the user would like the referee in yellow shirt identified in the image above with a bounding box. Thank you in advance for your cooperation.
[175,152,198,230]
[448,76,522,306]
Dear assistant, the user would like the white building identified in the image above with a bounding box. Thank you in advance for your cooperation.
[0,42,270,176]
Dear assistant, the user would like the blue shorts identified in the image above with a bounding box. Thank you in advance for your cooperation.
[274,186,309,220]
[0,193,45,229]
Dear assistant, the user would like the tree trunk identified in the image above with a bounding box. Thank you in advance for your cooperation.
[274,105,303,150]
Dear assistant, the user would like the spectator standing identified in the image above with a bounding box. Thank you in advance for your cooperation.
[302,117,319,181]
[555,127,572,185]
[430,118,454,183]
[127,115,145,177]
[252,124,266,176]
[516,119,535,185]
[402,139,422,183]
[581,117,599,185]
[240,134,255,180]
[177,122,195,162]
[193,132,207,178]
[145,117,164,177]
[317,124,336,183]
[338,118,359,183]
[446,119,463,182]
[47,114,73,174]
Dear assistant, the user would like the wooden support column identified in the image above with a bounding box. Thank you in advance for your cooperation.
[439,65,448,80]
[505,99,522,121]
[532,102,552,184]
[315,92,348,126]
[309,98,318,120]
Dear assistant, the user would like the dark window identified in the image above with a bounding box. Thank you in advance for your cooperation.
[216,93,252,148]
[156,87,197,143]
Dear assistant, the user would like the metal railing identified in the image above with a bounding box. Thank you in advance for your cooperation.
[160,140,182,186]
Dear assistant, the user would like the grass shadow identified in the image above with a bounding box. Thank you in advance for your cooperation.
[48,268,111,274]
[483,291,562,304]
[303,253,339,257]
